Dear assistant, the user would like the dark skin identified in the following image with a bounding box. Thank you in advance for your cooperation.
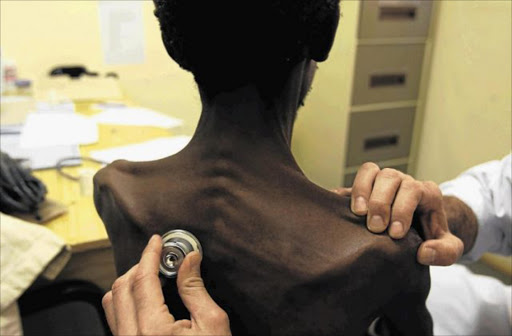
[340,164,473,265]
[94,10,433,336]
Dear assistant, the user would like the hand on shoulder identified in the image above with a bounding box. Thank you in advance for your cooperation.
[333,163,464,266]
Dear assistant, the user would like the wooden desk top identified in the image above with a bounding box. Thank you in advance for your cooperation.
[35,102,173,252]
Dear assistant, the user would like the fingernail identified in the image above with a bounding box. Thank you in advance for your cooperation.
[422,247,436,265]
[354,197,367,214]
[149,234,158,243]
[186,252,202,272]
[389,221,404,239]
[368,215,385,232]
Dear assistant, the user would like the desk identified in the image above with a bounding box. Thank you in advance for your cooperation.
[35,102,173,253]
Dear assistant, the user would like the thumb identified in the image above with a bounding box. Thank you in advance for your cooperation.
[417,233,464,266]
[332,187,351,197]
[177,252,221,323]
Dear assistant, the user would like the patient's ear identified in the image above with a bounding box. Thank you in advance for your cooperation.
[309,6,340,62]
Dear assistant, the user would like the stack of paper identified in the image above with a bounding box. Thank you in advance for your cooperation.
[1,133,81,170]
[19,113,98,148]
[90,136,191,163]
[36,101,75,113]
[36,77,123,102]
[91,107,183,129]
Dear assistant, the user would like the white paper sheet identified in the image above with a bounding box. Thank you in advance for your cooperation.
[0,96,33,104]
[19,113,98,148]
[92,102,126,110]
[91,107,183,129]
[90,136,191,163]
[36,101,75,113]
[1,133,81,170]
[98,1,145,65]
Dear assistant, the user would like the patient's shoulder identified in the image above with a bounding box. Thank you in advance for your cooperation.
[371,226,430,293]
[94,159,137,188]
[94,160,140,211]
[94,158,175,198]
[93,160,157,232]
[313,186,425,270]
[93,160,165,273]
[93,159,189,235]
[94,159,154,185]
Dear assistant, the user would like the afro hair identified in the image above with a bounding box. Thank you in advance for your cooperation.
[154,0,339,97]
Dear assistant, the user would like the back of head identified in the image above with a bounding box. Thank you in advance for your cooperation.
[154,0,339,100]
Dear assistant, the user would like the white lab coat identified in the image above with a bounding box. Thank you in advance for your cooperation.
[427,154,512,336]
[441,154,511,262]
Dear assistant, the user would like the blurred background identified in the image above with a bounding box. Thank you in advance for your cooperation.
[1,1,510,186]
[0,1,510,335]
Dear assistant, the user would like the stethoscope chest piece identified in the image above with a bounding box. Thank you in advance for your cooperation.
[159,229,202,278]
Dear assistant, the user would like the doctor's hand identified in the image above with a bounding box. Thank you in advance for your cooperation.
[333,163,463,266]
[102,235,231,336]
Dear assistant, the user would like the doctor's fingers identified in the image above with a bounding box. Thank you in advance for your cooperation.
[350,162,380,216]
[366,168,408,233]
[102,291,117,335]
[332,187,352,197]
[416,196,464,266]
[132,235,176,328]
[177,252,231,335]
[388,178,425,239]
[107,264,139,335]
[417,231,464,266]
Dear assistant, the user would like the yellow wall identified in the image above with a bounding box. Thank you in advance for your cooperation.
[2,1,510,273]
[0,0,358,189]
[292,0,359,189]
[415,0,511,182]
[414,0,511,275]
[3,1,509,188]
[0,0,200,134]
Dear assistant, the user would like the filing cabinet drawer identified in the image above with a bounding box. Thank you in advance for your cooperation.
[343,164,408,188]
[359,0,433,39]
[352,44,425,105]
[345,107,415,167]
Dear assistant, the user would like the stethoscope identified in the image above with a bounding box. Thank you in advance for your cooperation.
[159,229,203,278]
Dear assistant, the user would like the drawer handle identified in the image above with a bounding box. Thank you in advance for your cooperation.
[364,135,399,150]
[379,6,417,20]
[370,74,406,88]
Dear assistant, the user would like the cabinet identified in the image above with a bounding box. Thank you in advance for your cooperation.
[342,0,434,186]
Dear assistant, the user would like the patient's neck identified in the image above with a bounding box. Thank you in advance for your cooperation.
[189,64,308,168]
[194,87,296,145]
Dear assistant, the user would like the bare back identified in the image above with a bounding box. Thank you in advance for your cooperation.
[94,146,432,336]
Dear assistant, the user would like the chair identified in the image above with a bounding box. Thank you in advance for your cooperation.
[18,280,111,336]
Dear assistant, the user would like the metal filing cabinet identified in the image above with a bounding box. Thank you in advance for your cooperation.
[345,107,416,167]
[342,0,433,187]
[344,164,408,188]
[352,44,425,105]
[359,0,433,39]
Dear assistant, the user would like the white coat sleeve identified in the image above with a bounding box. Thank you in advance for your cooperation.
[439,154,511,263]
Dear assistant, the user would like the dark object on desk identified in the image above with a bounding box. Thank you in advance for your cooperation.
[0,151,47,220]
[105,72,119,79]
[19,280,111,336]
[49,66,99,79]
[14,198,68,224]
